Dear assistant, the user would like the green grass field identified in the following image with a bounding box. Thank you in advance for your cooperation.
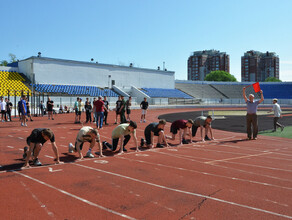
[259,126,292,139]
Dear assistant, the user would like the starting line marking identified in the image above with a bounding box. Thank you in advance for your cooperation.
[48,167,63,172]
[94,160,109,164]
[135,154,149,157]
[205,152,273,164]
[7,146,14,149]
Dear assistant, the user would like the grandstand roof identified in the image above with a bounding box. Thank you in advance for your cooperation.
[19,56,175,75]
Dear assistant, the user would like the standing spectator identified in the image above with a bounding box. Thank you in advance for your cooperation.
[103,96,109,125]
[26,98,33,121]
[92,97,97,122]
[268,98,284,132]
[192,116,214,142]
[140,97,149,123]
[85,98,92,123]
[19,95,27,126]
[242,87,264,140]
[6,98,13,121]
[126,96,132,121]
[0,97,6,122]
[40,101,45,116]
[119,96,127,124]
[115,96,122,124]
[47,97,54,120]
[17,98,22,120]
[93,96,108,129]
[74,97,80,123]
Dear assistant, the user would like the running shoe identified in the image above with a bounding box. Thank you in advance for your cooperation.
[281,126,285,132]
[86,151,94,158]
[156,143,164,148]
[68,143,74,153]
[204,135,211,141]
[33,158,42,166]
[140,138,145,147]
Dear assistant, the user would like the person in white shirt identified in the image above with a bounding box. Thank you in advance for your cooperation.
[0,96,7,122]
[268,98,284,132]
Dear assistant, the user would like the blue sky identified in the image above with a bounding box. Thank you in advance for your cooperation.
[1,0,292,81]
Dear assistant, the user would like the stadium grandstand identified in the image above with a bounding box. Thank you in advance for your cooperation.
[1,55,292,116]
[0,70,31,96]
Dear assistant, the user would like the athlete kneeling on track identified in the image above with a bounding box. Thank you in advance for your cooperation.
[167,119,194,146]
[141,119,169,148]
[23,128,62,168]
[68,126,104,159]
[192,115,214,142]
[102,121,139,155]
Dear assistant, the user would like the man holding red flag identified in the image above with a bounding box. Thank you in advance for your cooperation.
[242,84,264,140]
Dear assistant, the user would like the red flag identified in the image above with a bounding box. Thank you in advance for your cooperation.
[252,82,261,93]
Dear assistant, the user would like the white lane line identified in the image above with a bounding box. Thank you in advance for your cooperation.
[59,144,68,148]
[7,146,14,149]
[15,172,136,220]
[155,151,292,182]
[117,157,292,190]
[205,152,273,164]
[18,137,24,140]
[60,137,66,139]
[44,155,54,159]
[8,135,13,137]
[20,181,54,218]
[73,163,292,219]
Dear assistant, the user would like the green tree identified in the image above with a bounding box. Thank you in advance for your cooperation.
[205,70,237,82]
[265,77,282,82]
[0,53,18,66]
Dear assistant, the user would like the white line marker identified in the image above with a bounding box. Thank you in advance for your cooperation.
[60,137,66,139]
[18,137,24,140]
[205,152,273,164]
[20,181,55,217]
[94,160,109,164]
[8,135,13,137]
[44,155,54,159]
[135,154,149,157]
[15,172,136,220]
[48,167,63,172]
[167,149,178,151]
[73,163,292,219]
[7,146,14,149]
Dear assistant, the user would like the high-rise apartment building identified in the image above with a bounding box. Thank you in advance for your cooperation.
[241,50,279,82]
[188,50,229,81]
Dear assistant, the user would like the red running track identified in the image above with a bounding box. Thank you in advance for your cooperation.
[0,108,291,219]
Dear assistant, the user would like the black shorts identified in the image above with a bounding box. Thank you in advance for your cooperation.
[126,109,131,115]
[170,125,179,135]
[1,110,5,114]
[144,130,160,145]
[116,109,120,114]
[26,137,42,147]
[75,110,81,115]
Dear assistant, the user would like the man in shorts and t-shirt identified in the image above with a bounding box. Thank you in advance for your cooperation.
[167,119,194,145]
[192,115,214,142]
[23,128,62,168]
[103,121,139,155]
[69,126,104,159]
[140,97,149,123]
[47,97,54,120]
[142,119,169,148]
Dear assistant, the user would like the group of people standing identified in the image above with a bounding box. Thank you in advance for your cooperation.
[0,96,13,122]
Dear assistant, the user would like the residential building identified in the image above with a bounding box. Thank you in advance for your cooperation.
[188,50,229,81]
[241,50,279,82]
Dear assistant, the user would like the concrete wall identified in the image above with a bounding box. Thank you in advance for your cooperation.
[18,57,175,89]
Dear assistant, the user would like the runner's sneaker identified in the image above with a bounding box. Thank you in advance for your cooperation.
[204,135,211,141]
[281,126,285,132]
[68,143,74,153]
[182,139,189,144]
[140,138,145,147]
[86,151,94,158]
[23,146,28,159]
[156,143,164,148]
[33,158,42,166]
